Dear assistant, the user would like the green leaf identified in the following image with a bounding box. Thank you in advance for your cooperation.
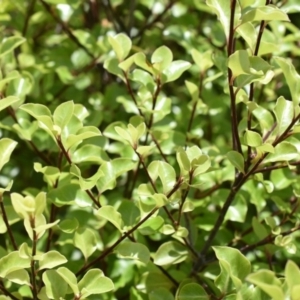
[53,100,74,130]
[37,251,67,270]
[193,155,211,177]
[146,271,174,292]
[228,50,273,85]
[56,267,79,295]
[0,36,26,57]
[108,33,132,61]
[96,206,123,232]
[176,283,209,300]
[134,52,155,75]
[263,142,298,163]
[243,130,263,147]
[58,218,79,233]
[150,288,174,300]
[162,60,191,83]
[0,138,17,172]
[78,269,114,298]
[214,246,251,293]
[0,96,20,111]
[191,49,213,73]
[273,57,300,105]
[34,163,60,187]
[70,164,103,190]
[138,216,164,235]
[285,260,300,298]
[241,6,290,24]
[20,103,51,119]
[115,241,150,264]
[154,241,188,266]
[72,144,109,164]
[148,161,176,194]
[48,183,92,207]
[206,0,231,38]
[185,80,199,102]
[227,151,245,174]
[151,46,173,71]
[246,270,284,300]
[5,269,30,286]
[0,251,31,277]
[104,57,125,80]
[66,126,102,149]
[252,217,269,240]
[274,96,294,136]
[225,194,247,223]
[177,148,191,175]
[96,158,136,193]
[74,227,97,260]
[43,270,68,300]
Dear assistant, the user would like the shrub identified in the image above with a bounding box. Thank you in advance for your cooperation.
[1,1,300,299]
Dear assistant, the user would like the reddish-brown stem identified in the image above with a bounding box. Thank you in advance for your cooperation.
[227,0,242,154]
[0,197,18,250]
[76,206,159,276]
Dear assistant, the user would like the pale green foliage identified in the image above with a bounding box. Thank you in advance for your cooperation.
[0,1,300,300]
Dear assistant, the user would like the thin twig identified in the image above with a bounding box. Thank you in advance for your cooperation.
[227,0,242,154]
[0,197,18,250]
[30,217,38,300]
[0,281,19,300]
[76,206,159,276]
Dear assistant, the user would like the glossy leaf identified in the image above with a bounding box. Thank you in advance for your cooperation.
[244,130,263,147]
[134,52,154,75]
[274,96,294,136]
[58,218,79,233]
[96,205,123,232]
[5,269,30,286]
[37,251,67,270]
[263,142,298,163]
[138,216,164,235]
[0,138,17,172]
[108,33,132,61]
[0,36,26,57]
[53,100,74,130]
[148,161,176,194]
[115,241,150,264]
[241,6,290,24]
[43,270,68,300]
[206,0,231,39]
[150,288,174,300]
[154,241,188,266]
[247,270,284,300]
[214,246,251,293]
[56,267,79,295]
[176,283,209,300]
[151,46,173,71]
[162,60,191,83]
[191,49,213,73]
[74,227,98,260]
[0,96,20,111]
[274,57,300,104]
[0,251,31,277]
[78,269,114,297]
[285,260,300,297]
[227,151,245,174]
